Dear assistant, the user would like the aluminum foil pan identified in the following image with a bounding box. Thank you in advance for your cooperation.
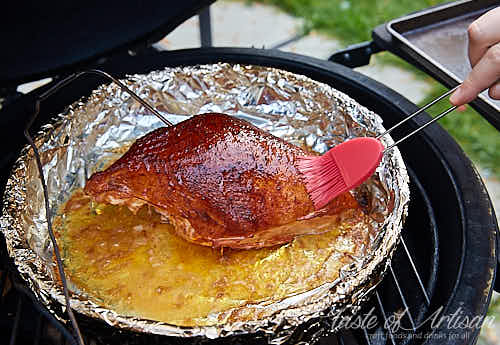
[0,63,409,342]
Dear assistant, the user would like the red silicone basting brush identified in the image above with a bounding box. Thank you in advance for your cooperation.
[298,86,459,210]
[298,137,384,209]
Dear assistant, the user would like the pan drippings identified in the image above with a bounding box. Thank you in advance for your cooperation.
[55,189,372,326]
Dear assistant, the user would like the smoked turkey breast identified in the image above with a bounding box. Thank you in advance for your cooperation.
[84,113,359,249]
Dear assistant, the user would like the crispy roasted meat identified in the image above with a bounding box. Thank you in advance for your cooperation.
[84,113,359,249]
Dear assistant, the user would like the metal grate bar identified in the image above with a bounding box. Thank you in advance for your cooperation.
[9,296,23,345]
[362,328,372,344]
[198,7,212,47]
[375,291,396,345]
[362,236,432,345]
[401,237,431,305]
[332,233,434,345]
[389,263,417,331]
[271,33,307,50]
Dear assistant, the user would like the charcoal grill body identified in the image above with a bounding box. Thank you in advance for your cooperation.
[0,1,498,344]
[1,48,497,345]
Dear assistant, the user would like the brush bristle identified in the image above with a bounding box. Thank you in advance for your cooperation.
[297,153,347,210]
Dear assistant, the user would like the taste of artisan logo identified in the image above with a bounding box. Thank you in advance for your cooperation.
[329,306,495,339]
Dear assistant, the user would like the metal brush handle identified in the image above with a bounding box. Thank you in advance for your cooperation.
[24,69,170,345]
[378,85,459,152]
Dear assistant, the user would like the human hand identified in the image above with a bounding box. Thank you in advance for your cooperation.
[450,6,500,107]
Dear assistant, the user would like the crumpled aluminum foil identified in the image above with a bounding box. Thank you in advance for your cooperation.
[0,63,409,343]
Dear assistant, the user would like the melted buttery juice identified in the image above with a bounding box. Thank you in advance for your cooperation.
[55,189,363,326]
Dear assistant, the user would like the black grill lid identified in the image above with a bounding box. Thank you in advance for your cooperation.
[1,0,215,87]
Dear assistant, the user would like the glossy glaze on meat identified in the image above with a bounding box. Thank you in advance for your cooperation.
[84,113,359,249]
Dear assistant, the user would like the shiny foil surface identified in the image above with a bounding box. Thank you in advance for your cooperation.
[0,64,409,342]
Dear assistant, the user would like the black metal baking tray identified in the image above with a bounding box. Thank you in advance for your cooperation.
[383,0,500,130]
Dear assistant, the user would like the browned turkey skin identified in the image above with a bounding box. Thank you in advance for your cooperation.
[84,113,360,249]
